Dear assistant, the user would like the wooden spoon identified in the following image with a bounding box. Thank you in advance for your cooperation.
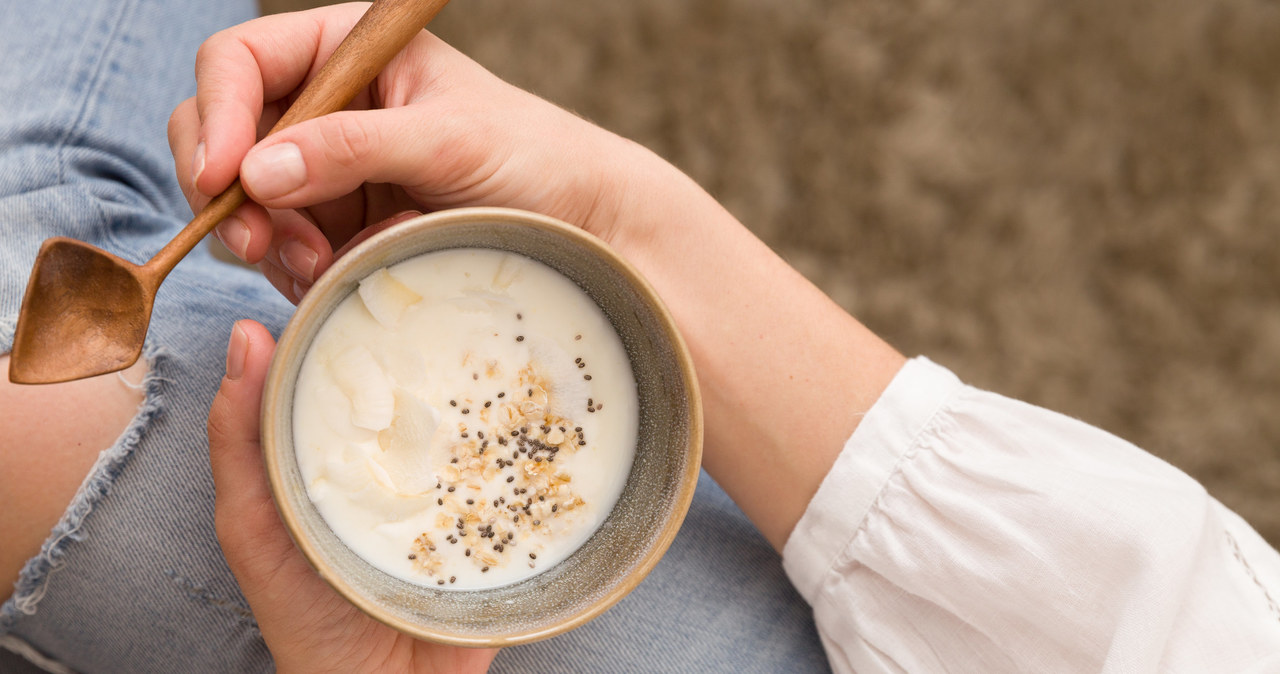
[8,0,450,385]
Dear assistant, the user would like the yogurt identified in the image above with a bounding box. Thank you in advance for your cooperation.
[292,248,638,590]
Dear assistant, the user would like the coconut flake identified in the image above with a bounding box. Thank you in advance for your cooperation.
[374,392,443,495]
[330,345,395,431]
[492,254,524,290]
[358,268,422,328]
[526,335,588,417]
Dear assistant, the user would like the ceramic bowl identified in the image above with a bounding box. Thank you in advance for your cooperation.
[260,207,702,647]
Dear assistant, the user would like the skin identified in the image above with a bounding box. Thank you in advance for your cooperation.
[4,3,903,672]
[0,358,147,605]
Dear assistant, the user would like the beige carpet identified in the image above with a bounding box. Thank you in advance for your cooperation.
[260,0,1280,544]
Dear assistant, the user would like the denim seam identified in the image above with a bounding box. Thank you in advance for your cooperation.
[51,0,198,255]
[53,0,137,188]
[92,189,264,297]
[64,0,158,262]
[84,191,231,292]
[95,190,136,261]
[0,343,169,634]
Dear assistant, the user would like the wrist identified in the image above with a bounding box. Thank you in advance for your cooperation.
[576,134,725,261]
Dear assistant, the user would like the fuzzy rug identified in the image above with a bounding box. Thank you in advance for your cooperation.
[262,0,1280,544]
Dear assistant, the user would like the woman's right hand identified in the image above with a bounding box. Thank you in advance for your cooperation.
[178,1,905,562]
[167,2,689,303]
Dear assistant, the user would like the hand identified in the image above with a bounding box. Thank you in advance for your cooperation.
[207,320,497,674]
[168,3,677,304]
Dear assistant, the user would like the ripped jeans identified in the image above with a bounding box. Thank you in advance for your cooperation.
[0,0,828,672]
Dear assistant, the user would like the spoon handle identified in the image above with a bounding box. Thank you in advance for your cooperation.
[144,0,451,285]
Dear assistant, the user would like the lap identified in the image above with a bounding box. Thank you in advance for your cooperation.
[5,256,831,673]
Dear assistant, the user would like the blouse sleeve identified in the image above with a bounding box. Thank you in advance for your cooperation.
[782,357,1280,673]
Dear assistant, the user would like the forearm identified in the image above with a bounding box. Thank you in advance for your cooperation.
[607,151,906,550]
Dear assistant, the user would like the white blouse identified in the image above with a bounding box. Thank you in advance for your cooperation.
[783,358,1280,673]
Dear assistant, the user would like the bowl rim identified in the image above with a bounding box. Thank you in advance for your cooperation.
[260,206,704,647]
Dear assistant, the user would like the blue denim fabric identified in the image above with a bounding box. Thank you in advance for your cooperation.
[0,1,829,672]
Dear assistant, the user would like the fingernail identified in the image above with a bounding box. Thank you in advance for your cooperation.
[292,280,309,302]
[280,238,319,283]
[242,142,306,200]
[226,322,248,381]
[217,216,251,260]
[192,141,207,191]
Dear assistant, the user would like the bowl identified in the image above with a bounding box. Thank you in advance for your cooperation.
[260,207,702,647]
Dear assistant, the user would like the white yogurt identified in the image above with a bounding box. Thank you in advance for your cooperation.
[292,249,638,590]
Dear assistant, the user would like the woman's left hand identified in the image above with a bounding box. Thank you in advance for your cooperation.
[206,319,497,674]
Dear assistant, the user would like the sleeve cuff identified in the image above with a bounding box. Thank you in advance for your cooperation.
[781,356,965,603]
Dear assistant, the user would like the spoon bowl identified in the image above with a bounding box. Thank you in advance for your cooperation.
[9,238,151,384]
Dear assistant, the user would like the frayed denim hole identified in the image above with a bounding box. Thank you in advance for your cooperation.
[0,318,14,355]
[0,343,168,634]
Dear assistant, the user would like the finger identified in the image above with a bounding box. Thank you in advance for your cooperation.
[192,5,370,198]
[213,169,370,271]
[258,258,304,305]
[173,97,287,217]
[259,208,335,286]
[207,320,290,571]
[239,99,509,209]
[168,97,201,211]
[252,210,421,304]
[214,201,275,264]
[173,96,277,266]
[207,321,355,652]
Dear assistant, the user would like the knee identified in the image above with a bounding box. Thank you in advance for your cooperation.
[0,355,149,603]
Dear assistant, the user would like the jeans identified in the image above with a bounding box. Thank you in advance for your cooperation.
[0,0,829,672]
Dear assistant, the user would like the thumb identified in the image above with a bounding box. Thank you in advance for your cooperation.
[206,320,295,582]
[207,322,381,660]
[238,105,504,209]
